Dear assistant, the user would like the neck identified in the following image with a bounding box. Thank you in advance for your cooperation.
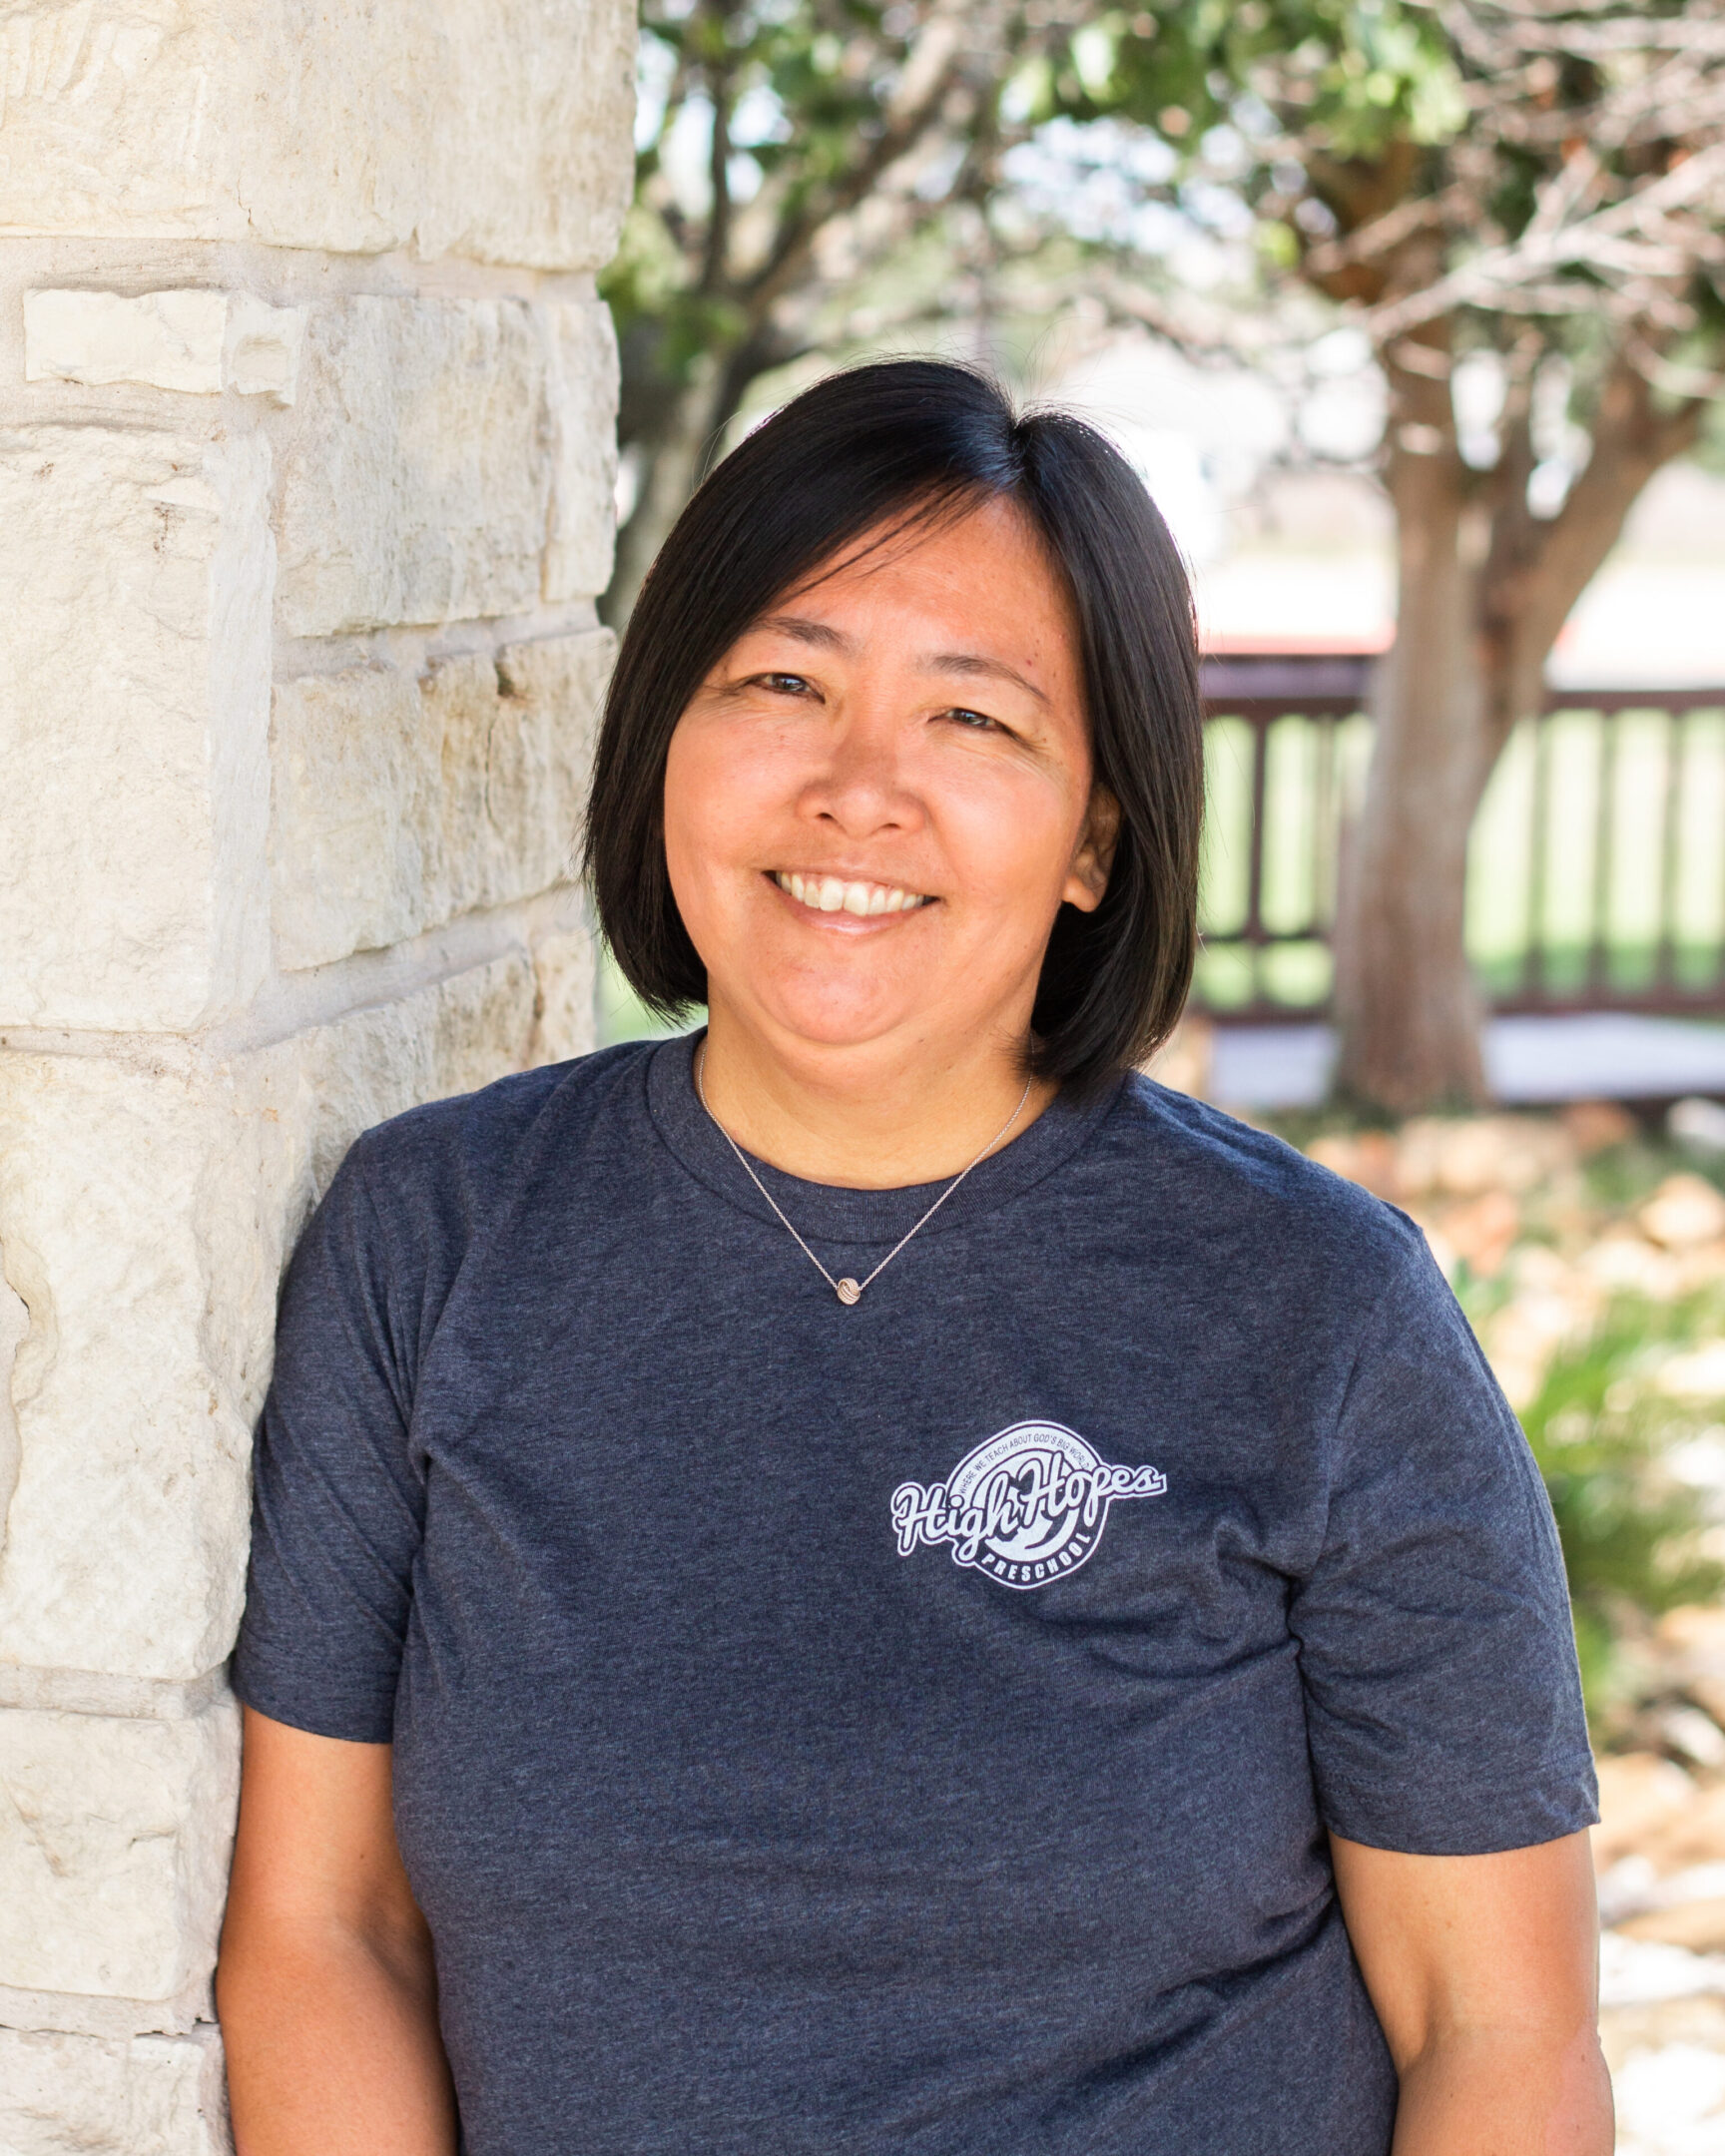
[695,1004,1057,1189]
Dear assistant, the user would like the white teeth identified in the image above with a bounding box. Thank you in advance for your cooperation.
[774,871,928,915]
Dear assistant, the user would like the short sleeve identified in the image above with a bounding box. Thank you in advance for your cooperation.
[1290,1227,1598,1855]
[231,1146,424,1743]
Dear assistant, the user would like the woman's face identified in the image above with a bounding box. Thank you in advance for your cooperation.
[663,496,1115,1068]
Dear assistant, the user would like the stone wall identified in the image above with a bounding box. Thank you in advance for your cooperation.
[0,6,636,2147]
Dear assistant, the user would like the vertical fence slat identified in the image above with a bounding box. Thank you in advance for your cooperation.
[1655,707,1684,994]
[1528,711,1553,1002]
[1245,713,1270,1008]
[1586,708,1617,999]
[1313,716,1337,930]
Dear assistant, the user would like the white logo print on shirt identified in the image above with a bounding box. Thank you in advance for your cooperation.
[890,1420,1166,1589]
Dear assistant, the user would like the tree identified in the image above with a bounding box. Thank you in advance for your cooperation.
[606,0,1097,621]
[1032,0,1725,1109]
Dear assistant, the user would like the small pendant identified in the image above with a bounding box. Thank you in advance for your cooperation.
[836,1278,862,1306]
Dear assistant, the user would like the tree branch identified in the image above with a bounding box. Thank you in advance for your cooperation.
[741,0,980,313]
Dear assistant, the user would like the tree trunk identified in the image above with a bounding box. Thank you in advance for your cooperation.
[1331,348,1703,1114]
[602,332,792,628]
[1333,405,1490,1112]
[603,371,722,628]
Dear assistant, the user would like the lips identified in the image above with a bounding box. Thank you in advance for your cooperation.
[773,870,933,917]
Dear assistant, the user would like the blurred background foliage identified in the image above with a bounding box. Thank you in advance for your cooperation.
[602,0,1725,1111]
[603,0,1476,617]
[1506,1285,1725,1721]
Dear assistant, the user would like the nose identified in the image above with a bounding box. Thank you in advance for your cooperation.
[796,705,925,840]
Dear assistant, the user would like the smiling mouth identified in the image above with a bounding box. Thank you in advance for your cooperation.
[772,870,934,918]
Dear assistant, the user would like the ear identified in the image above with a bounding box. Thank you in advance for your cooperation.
[1061,785,1120,914]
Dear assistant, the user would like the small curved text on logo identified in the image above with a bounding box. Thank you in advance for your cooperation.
[890,1420,1166,1589]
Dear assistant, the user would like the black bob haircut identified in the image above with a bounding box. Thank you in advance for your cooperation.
[584,358,1204,1094]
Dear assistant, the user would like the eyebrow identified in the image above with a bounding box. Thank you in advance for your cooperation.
[926,650,1049,707]
[753,615,1049,706]
[756,614,853,652]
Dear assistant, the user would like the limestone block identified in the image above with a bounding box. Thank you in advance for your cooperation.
[0,1700,237,2004]
[0,2024,227,2156]
[0,1049,297,1680]
[23,288,305,402]
[290,952,541,1204]
[271,629,612,970]
[0,1274,24,1538]
[276,298,619,634]
[25,286,226,391]
[0,954,536,1680]
[437,634,602,913]
[0,425,273,1032]
[268,667,431,971]
[277,297,541,635]
[531,928,597,1065]
[225,292,305,403]
[0,0,636,270]
[543,298,621,604]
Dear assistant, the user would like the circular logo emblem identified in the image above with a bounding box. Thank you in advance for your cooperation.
[890,1420,1166,1590]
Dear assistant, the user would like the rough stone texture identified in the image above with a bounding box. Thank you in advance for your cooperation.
[23,288,305,401]
[268,666,435,970]
[0,1700,238,2003]
[275,295,618,635]
[531,927,599,1066]
[0,2023,228,2156]
[271,630,611,970]
[0,424,274,1032]
[25,286,228,392]
[543,299,621,604]
[0,1975,214,2042]
[0,1273,25,1538]
[0,953,537,1682]
[0,4,628,2122]
[0,1,636,271]
[0,1668,227,1721]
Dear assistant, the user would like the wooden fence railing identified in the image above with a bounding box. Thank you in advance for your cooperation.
[1196,655,1725,1024]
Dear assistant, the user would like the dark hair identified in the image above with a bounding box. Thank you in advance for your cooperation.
[584,358,1203,1091]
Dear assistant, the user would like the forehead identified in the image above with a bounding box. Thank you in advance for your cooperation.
[753,497,1081,685]
[781,498,1070,625]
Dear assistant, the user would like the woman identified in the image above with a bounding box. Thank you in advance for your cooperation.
[217,360,1609,2155]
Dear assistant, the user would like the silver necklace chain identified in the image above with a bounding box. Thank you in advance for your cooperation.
[694,1043,1033,1307]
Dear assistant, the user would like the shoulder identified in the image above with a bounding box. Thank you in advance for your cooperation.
[337,1040,659,1243]
[1094,1073,1431,1285]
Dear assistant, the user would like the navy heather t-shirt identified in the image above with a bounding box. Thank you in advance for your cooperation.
[233,1037,1596,2156]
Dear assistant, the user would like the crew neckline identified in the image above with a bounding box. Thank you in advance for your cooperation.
[645,1030,1122,1248]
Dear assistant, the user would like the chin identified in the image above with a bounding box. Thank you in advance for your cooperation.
[752,978,923,1052]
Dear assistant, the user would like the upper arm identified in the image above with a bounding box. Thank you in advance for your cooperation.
[223,1708,427,1958]
[1290,1234,1596,1856]
[1330,1830,1600,2068]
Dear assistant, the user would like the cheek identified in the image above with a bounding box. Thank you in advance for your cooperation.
[931,760,1084,908]
[664,728,759,882]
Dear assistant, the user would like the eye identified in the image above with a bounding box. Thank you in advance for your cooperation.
[944,707,1004,733]
[755,671,815,697]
